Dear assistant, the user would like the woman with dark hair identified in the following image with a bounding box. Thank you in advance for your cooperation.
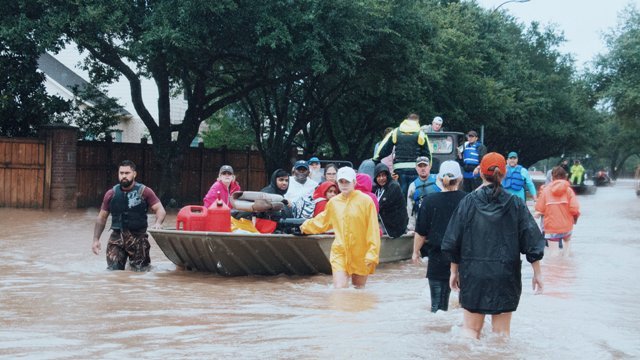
[442,153,545,339]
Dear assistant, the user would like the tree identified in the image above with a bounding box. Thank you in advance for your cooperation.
[590,5,640,177]
[0,2,70,137]
[39,0,358,202]
[201,107,254,150]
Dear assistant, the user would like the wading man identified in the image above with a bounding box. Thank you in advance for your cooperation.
[91,160,166,271]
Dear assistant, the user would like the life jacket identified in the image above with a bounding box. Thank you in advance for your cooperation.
[463,141,482,166]
[110,183,148,231]
[462,141,482,178]
[391,128,429,163]
[411,174,439,214]
[503,165,525,191]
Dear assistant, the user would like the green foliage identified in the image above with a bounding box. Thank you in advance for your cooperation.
[201,109,254,150]
[0,1,70,137]
[66,85,123,140]
[594,5,640,129]
[590,4,640,176]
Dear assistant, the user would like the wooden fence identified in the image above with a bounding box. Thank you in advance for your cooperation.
[1,132,267,209]
[0,138,47,208]
[76,140,267,208]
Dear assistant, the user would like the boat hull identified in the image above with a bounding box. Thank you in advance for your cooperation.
[149,229,413,276]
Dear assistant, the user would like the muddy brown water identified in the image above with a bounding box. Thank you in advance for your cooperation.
[1,181,639,359]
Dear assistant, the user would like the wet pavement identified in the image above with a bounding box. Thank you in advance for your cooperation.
[1,180,639,359]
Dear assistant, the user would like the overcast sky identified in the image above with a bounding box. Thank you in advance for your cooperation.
[475,0,638,69]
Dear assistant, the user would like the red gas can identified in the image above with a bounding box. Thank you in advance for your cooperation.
[207,199,231,232]
[176,205,209,231]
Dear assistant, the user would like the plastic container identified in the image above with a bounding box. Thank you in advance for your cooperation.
[207,199,231,232]
[176,205,209,231]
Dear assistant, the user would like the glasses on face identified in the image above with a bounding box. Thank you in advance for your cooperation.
[508,157,517,159]
[220,171,233,176]
[467,135,476,138]
[325,172,337,176]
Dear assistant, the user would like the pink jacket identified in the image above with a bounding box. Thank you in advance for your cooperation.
[535,179,580,234]
[355,173,379,213]
[203,180,241,208]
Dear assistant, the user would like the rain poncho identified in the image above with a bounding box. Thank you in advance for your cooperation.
[442,186,544,314]
[301,190,381,275]
[535,179,580,234]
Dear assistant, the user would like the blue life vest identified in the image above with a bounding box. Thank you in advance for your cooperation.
[462,142,482,178]
[109,183,148,231]
[411,174,440,214]
[463,142,482,166]
[503,165,525,191]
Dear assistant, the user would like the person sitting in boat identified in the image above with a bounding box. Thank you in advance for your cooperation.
[203,165,241,208]
[301,166,381,289]
[355,173,379,213]
[569,160,586,185]
[285,160,318,204]
[373,163,408,238]
[312,181,339,217]
[308,156,324,183]
[321,163,338,184]
[258,168,293,221]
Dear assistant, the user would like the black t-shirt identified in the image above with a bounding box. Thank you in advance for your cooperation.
[415,190,467,280]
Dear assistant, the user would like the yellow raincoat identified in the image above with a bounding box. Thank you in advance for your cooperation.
[301,190,381,275]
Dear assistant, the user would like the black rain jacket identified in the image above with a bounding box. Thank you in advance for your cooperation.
[442,185,544,314]
[373,163,408,238]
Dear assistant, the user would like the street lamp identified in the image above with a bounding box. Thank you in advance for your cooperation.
[493,0,530,12]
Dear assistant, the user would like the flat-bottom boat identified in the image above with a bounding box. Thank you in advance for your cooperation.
[149,229,413,276]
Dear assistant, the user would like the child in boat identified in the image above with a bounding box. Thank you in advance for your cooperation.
[312,181,339,217]
[301,167,381,289]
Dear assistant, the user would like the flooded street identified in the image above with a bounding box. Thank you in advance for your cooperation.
[1,181,639,359]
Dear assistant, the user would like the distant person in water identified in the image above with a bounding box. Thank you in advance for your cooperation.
[92,160,166,271]
[301,167,380,289]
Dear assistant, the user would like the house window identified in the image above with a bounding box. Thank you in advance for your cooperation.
[111,130,123,143]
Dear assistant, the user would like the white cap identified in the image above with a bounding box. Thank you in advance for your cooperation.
[433,116,443,124]
[337,167,357,183]
[437,160,462,180]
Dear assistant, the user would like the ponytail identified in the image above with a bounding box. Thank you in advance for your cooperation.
[483,166,504,201]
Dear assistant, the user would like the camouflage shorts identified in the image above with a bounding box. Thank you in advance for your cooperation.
[106,229,151,271]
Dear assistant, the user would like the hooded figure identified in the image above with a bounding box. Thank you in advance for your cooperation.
[355,173,379,213]
[535,177,580,236]
[373,163,408,238]
[312,181,339,217]
[259,169,292,220]
[442,185,545,314]
[261,169,290,196]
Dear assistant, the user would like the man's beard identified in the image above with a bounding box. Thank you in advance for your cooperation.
[120,178,133,188]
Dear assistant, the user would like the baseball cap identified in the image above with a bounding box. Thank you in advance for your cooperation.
[438,160,462,180]
[294,160,309,170]
[219,165,234,175]
[337,167,357,183]
[416,156,430,166]
[507,151,518,159]
[308,156,320,164]
[467,130,478,137]
[480,152,506,176]
[432,116,443,124]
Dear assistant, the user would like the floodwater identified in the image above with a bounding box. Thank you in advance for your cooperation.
[1,182,639,359]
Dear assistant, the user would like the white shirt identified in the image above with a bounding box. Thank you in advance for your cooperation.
[284,176,318,203]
